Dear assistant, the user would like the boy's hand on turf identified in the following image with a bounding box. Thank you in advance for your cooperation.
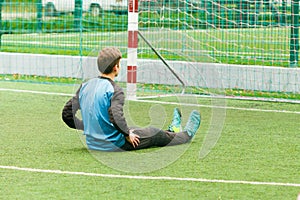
[126,130,140,148]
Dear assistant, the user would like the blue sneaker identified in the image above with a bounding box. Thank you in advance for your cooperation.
[184,110,201,137]
[168,108,182,133]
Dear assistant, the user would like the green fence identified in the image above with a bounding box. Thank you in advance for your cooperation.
[0,0,299,67]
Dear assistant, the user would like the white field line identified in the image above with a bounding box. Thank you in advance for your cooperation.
[0,165,299,187]
[1,88,300,115]
[0,88,73,96]
[138,93,300,104]
[134,99,300,115]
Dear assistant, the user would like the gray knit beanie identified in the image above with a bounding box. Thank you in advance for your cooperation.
[97,47,122,73]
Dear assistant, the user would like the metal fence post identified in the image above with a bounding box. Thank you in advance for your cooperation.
[0,0,3,48]
[290,0,299,68]
[74,0,83,31]
[36,0,43,33]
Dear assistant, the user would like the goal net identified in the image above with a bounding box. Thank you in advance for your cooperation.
[0,0,299,101]
[132,0,299,100]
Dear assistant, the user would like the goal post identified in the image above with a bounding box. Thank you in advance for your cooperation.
[126,0,188,99]
[127,0,138,100]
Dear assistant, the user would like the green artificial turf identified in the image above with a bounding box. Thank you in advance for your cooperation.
[0,81,299,199]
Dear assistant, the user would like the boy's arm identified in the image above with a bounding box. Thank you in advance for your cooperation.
[108,86,130,136]
[61,86,84,130]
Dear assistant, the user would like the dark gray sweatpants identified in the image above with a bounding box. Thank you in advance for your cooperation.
[120,127,191,151]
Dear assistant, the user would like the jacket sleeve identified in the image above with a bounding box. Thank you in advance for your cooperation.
[61,86,84,130]
[108,86,130,136]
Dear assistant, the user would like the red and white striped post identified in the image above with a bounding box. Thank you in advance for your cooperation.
[127,0,138,100]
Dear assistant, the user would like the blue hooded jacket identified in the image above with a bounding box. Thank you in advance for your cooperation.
[62,76,130,151]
